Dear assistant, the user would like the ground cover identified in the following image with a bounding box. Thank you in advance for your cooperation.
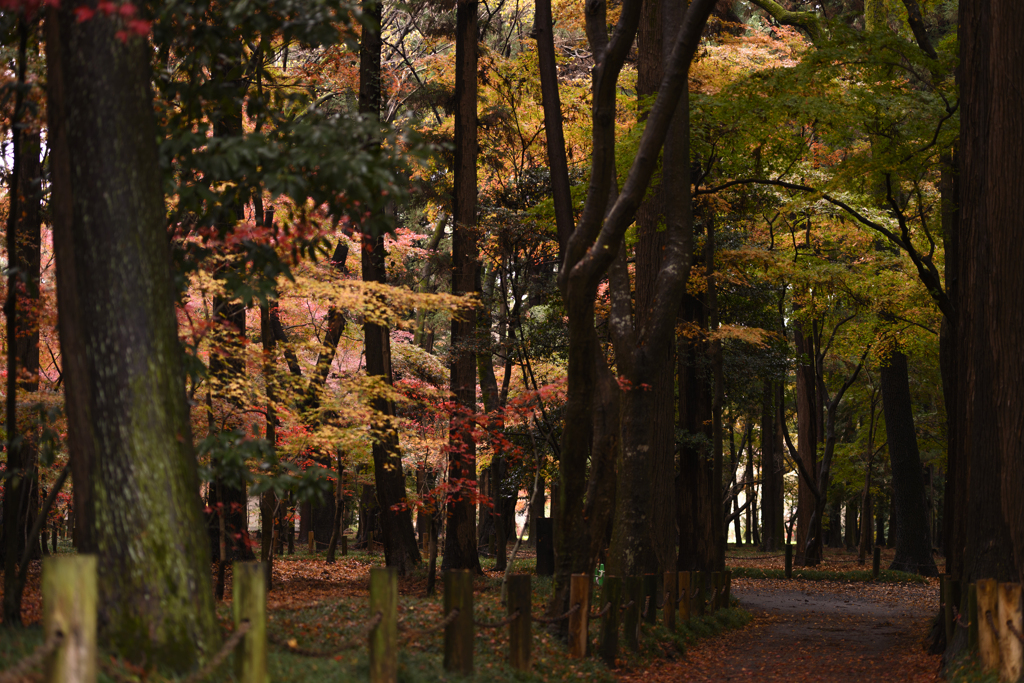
[0,545,750,682]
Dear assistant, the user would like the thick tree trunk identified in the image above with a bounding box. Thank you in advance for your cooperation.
[677,292,715,571]
[957,0,1022,587]
[46,9,219,666]
[444,0,481,573]
[881,349,938,576]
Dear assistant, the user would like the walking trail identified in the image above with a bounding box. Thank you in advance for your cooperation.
[618,577,943,682]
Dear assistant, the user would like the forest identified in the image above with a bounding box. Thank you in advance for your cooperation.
[0,0,1022,680]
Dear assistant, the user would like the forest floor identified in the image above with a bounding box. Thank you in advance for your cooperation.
[617,546,944,683]
[2,542,945,682]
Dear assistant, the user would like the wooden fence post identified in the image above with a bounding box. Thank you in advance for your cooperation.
[707,572,717,613]
[872,546,881,579]
[785,544,793,579]
[678,571,691,623]
[507,575,531,671]
[977,578,1000,673]
[662,571,677,630]
[693,571,706,617]
[723,571,732,608]
[598,576,622,666]
[308,531,315,555]
[642,574,657,624]
[942,577,960,647]
[969,582,979,652]
[233,562,268,683]
[622,576,641,651]
[444,569,474,674]
[568,574,590,658]
[370,567,398,683]
[998,582,1022,682]
[43,555,97,683]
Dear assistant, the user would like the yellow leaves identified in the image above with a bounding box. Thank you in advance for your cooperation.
[708,324,777,349]
[287,273,476,330]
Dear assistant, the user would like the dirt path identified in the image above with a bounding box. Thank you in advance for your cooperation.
[619,578,944,682]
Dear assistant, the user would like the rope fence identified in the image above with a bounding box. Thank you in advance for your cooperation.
[0,629,64,683]
[184,621,251,683]
[531,602,579,624]
[474,609,521,629]
[399,608,460,637]
[0,559,737,683]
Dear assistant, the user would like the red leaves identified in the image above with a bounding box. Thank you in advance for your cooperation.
[68,1,152,41]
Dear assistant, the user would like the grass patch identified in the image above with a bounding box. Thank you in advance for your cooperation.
[728,566,928,584]
[945,653,999,682]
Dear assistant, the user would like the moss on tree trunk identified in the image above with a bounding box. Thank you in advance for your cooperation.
[46,7,220,670]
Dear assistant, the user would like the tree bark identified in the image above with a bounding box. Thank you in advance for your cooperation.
[881,349,938,576]
[759,383,783,551]
[46,9,219,666]
[532,0,574,258]
[359,1,421,574]
[444,0,482,572]
[2,15,42,621]
[677,291,715,571]
[957,0,1022,587]
[793,321,818,565]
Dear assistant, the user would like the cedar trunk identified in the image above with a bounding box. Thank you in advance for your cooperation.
[956,0,1021,588]
[360,1,420,574]
[881,350,938,576]
[444,0,481,572]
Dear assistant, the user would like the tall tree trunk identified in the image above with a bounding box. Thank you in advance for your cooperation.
[205,46,255,564]
[956,0,1022,589]
[532,0,574,258]
[707,217,725,571]
[744,427,754,546]
[46,9,219,666]
[359,1,421,574]
[881,349,938,576]
[677,291,715,571]
[444,0,481,572]
[2,18,42,622]
[759,383,783,551]
[793,321,818,565]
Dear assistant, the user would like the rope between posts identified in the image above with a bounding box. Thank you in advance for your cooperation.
[1007,619,1024,645]
[724,554,787,561]
[474,609,521,629]
[398,608,460,637]
[271,612,382,657]
[954,606,971,629]
[184,621,251,683]
[986,610,1001,640]
[620,600,636,612]
[589,602,612,619]
[532,603,580,624]
[0,630,64,683]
